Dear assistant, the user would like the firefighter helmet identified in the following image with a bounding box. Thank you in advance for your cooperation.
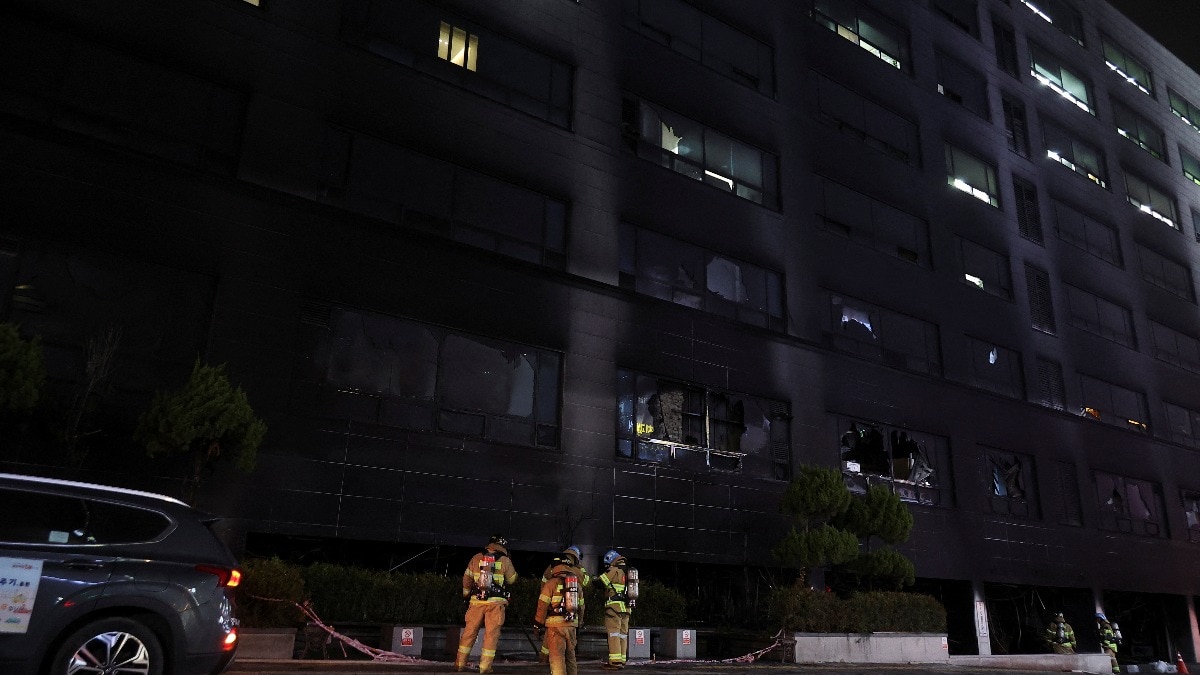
[603,549,621,566]
[562,545,582,563]
[490,534,508,548]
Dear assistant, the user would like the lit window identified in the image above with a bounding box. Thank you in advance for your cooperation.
[438,21,478,71]
[1123,170,1178,229]
[1181,147,1200,187]
[944,144,999,207]
[958,237,1012,299]
[1102,37,1153,97]
[1029,43,1093,115]
[1020,0,1084,46]
[1079,373,1149,434]
[1170,88,1200,134]
[1112,100,1165,161]
[1043,119,1107,188]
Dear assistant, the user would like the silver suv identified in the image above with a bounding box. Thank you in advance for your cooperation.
[0,473,241,675]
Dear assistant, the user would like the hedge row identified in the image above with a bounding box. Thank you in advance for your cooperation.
[237,557,687,628]
[768,585,947,633]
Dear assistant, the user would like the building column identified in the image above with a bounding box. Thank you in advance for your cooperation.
[1185,596,1200,662]
[973,579,992,656]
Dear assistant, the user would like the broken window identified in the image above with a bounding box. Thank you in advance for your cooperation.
[1079,373,1149,434]
[623,98,778,208]
[945,143,1000,207]
[1124,170,1178,229]
[838,417,947,506]
[1029,42,1093,114]
[1162,401,1200,449]
[812,0,909,70]
[826,292,942,376]
[324,307,560,448]
[817,175,929,265]
[987,449,1037,518]
[618,224,785,330]
[1095,471,1165,538]
[623,0,775,96]
[1183,490,1200,543]
[616,369,790,480]
[967,337,1024,399]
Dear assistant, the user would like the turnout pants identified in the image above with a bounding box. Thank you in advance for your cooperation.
[545,625,578,675]
[457,601,506,672]
[603,606,630,667]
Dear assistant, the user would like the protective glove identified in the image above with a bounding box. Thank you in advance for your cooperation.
[532,623,545,639]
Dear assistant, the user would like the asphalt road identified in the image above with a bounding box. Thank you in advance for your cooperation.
[226,660,1073,675]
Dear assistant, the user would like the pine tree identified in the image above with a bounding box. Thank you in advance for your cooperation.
[136,359,266,501]
[774,465,860,586]
[0,323,45,414]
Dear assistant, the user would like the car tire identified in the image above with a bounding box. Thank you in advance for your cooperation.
[49,616,165,675]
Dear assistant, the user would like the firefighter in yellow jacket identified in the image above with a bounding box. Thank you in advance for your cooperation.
[539,546,589,664]
[534,558,583,675]
[594,549,637,670]
[457,534,519,673]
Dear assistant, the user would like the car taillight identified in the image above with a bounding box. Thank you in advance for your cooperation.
[196,564,241,587]
[222,627,239,651]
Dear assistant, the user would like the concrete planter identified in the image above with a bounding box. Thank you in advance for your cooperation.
[235,627,298,660]
[792,632,950,664]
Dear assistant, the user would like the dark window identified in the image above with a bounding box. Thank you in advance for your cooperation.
[814,74,920,166]
[1113,99,1165,161]
[1102,36,1154,97]
[1181,147,1200,187]
[616,369,791,480]
[937,51,989,119]
[1013,176,1043,243]
[992,18,1019,77]
[344,0,573,127]
[0,490,171,545]
[1170,88,1200,134]
[1163,402,1200,449]
[1034,357,1066,411]
[618,224,785,330]
[813,0,910,71]
[1150,320,1200,374]
[933,0,978,36]
[824,292,942,376]
[623,98,778,208]
[1065,284,1136,348]
[838,417,949,506]
[817,175,930,265]
[1025,264,1056,334]
[323,308,561,448]
[1053,198,1122,267]
[958,237,1013,299]
[1079,373,1149,433]
[987,449,1038,518]
[623,0,776,96]
[1095,471,1166,538]
[1137,244,1194,301]
[1183,490,1200,543]
[1002,94,1030,156]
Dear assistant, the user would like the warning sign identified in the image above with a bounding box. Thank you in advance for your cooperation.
[401,628,414,647]
[681,630,691,645]
[634,629,646,645]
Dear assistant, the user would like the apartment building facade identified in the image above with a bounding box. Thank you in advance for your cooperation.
[2,0,1199,659]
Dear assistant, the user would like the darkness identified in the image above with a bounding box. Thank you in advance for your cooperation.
[1106,0,1200,73]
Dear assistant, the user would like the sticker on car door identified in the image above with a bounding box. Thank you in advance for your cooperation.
[0,557,42,634]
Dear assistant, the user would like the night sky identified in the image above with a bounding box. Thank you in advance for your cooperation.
[1105,0,1200,75]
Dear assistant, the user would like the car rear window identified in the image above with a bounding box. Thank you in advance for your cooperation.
[0,487,172,545]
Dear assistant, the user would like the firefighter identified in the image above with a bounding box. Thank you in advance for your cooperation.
[534,557,583,675]
[1044,612,1077,655]
[539,546,590,664]
[594,549,638,670]
[1096,612,1121,673]
[457,534,519,674]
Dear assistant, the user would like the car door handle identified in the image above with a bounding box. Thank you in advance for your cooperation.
[64,559,107,571]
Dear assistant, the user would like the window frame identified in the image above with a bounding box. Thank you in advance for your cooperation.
[1029,42,1094,115]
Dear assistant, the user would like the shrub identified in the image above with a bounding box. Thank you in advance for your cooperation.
[303,563,462,624]
[581,578,687,627]
[769,585,945,633]
[238,557,307,628]
[0,323,45,414]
